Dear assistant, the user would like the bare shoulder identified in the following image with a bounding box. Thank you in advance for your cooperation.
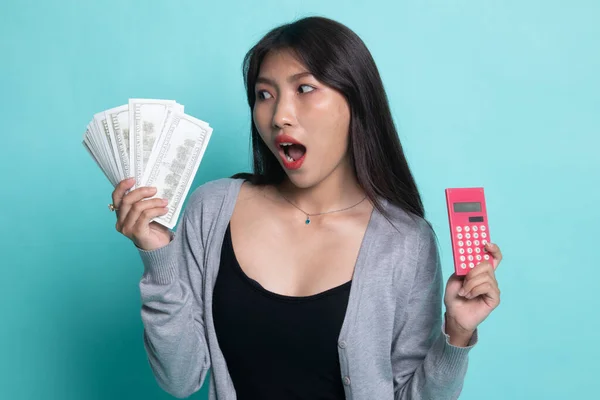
[237,180,263,200]
[235,180,267,205]
[232,180,279,220]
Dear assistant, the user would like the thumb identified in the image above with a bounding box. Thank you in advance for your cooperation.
[445,273,464,295]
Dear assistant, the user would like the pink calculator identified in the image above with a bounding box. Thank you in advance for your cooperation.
[445,187,491,276]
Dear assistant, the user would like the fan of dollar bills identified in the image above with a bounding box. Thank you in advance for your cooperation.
[82,99,213,229]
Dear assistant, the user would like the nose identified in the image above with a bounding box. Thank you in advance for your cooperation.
[272,94,295,129]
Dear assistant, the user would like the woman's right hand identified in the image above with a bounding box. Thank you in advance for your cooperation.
[112,177,172,251]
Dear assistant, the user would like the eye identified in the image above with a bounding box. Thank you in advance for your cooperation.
[298,84,315,94]
[299,85,315,93]
[257,90,273,100]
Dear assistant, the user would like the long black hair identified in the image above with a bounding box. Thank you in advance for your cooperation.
[232,16,427,222]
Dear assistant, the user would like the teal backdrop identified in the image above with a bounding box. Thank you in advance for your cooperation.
[1,1,598,399]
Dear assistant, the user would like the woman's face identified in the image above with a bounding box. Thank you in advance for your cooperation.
[253,49,351,189]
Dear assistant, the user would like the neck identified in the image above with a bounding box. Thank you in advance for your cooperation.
[277,163,366,215]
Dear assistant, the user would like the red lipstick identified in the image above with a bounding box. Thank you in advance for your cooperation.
[274,134,307,170]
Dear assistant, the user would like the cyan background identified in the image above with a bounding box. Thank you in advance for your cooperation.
[1,1,598,399]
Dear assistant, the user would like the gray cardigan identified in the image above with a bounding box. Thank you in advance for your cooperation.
[137,178,477,399]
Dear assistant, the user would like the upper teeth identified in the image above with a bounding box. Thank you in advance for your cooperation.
[280,143,293,147]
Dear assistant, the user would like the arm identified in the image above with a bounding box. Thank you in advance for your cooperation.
[137,211,210,399]
[392,222,477,400]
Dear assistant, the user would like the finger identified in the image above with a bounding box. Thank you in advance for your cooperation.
[484,242,503,269]
[461,263,498,295]
[465,260,495,280]
[464,281,500,304]
[112,177,136,207]
[133,205,170,231]
[116,187,158,231]
[459,273,493,297]
[121,197,168,236]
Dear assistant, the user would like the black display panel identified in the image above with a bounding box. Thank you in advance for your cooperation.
[453,202,482,212]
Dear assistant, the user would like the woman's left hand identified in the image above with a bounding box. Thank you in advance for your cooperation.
[443,242,503,344]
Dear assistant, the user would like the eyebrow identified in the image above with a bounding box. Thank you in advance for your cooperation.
[255,71,313,86]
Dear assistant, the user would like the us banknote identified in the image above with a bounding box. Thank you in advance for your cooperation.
[104,105,130,180]
[82,98,213,230]
[129,99,184,190]
[141,111,213,229]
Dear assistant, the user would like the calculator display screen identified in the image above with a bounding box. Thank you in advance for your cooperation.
[453,202,481,213]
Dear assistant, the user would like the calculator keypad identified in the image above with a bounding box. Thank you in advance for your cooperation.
[455,224,489,269]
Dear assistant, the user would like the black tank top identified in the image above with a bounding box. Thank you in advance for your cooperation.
[212,223,351,400]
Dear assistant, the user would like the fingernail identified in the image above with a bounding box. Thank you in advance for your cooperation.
[458,289,465,296]
[163,198,169,204]
[465,293,472,299]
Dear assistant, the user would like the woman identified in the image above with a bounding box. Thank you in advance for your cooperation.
[110,16,502,400]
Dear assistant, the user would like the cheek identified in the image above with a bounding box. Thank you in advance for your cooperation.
[252,106,261,130]
[253,106,270,140]
[309,97,350,150]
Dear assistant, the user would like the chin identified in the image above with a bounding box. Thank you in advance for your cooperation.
[278,153,346,190]
[283,171,312,189]
[283,168,329,191]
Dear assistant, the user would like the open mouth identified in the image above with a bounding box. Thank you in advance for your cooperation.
[279,142,307,163]
[275,135,307,169]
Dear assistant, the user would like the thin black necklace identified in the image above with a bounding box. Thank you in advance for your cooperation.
[277,190,368,225]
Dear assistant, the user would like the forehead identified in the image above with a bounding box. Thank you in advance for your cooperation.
[258,49,309,77]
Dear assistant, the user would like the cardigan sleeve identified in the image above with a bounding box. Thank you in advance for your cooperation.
[391,220,478,400]
[136,189,211,399]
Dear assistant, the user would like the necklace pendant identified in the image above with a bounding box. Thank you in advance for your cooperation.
[305,215,310,225]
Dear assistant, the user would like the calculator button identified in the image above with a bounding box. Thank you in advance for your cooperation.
[466,240,472,246]
[476,247,482,253]
[480,226,486,231]
[482,239,487,245]
[473,226,478,232]
[468,255,474,261]
[481,233,487,239]
[456,226,462,232]
[460,263,467,269]
[457,233,463,239]
[458,241,464,247]
[469,262,475,268]
[484,254,490,260]
[474,240,480,246]
[465,233,471,239]
[464,226,470,232]
[473,233,479,239]
[460,256,466,262]
[476,255,482,261]
[467,248,473,254]
[459,248,465,254]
